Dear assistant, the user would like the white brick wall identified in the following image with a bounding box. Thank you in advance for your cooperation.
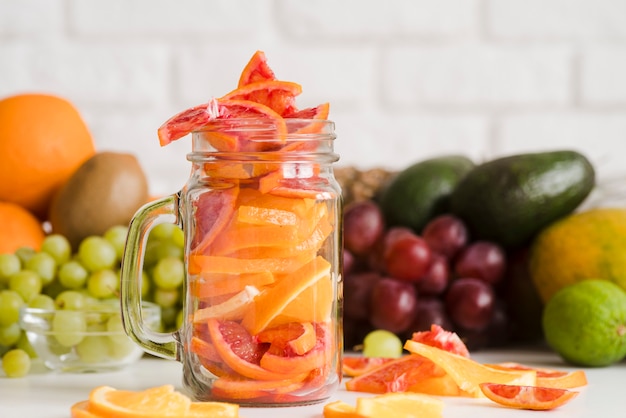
[1,0,625,196]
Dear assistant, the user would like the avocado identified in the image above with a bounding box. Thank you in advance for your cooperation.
[378,155,475,232]
[49,152,149,250]
[450,150,595,249]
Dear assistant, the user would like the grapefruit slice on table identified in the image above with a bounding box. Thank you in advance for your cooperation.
[484,362,588,389]
[404,340,536,397]
[342,356,396,377]
[479,383,579,411]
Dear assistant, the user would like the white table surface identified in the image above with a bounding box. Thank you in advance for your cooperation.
[1,346,624,418]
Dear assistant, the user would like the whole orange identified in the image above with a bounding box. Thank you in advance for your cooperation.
[0,93,96,219]
[0,201,46,254]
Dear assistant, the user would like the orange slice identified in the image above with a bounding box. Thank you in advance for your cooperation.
[221,80,302,116]
[211,374,306,401]
[404,340,536,397]
[193,285,260,322]
[88,385,191,418]
[479,383,579,411]
[342,357,396,377]
[241,255,331,334]
[188,250,315,276]
[284,102,331,137]
[191,271,274,298]
[484,362,588,389]
[237,204,298,226]
[185,401,239,418]
[355,392,444,418]
[190,336,221,363]
[70,401,99,418]
[207,318,304,381]
[323,400,358,418]
[190,186,239,257]
[257,322,317,356]
[238,50,276,87]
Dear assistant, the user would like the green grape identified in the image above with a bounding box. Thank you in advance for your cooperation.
[2,348,31,378]
[76,336,110,363]
[144,241,183,268]
[8,270,42,302]
[150,223,179,241]
[87,270,118,299]
[0,290,25,326]
[55,290,86,310]
[160,306,179,329]
[15,331,37,358]
[175,309,184,329]
[24,252,57,286]
[0,253,21,284]
[104,225,129,262]
[153,287,179,309]
[52,310,87,347]
[0,322,21,346]
[362,329,404,358]
[28,294,56,310]
[40,234,72,265]
[108,336,136,360]
[78,236,117,272]
[58,260,89,289]
[140,271,151,297]
[152,257,184,290]
[14,247,36,266]
[171,227,185,248]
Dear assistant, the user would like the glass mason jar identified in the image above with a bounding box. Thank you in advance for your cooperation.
[120,118,343,406]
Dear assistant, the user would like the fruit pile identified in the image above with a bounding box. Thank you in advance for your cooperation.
[341,151,597,352]
[0,93,171,377]
[0,224,185,377]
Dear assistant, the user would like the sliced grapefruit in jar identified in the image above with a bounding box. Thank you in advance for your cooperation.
[221,80,302,116]
[238,50,276,87]
[190,186,239,258]
[479,383,579,411]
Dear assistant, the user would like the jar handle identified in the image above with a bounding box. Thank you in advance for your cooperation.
[120,193,181,361]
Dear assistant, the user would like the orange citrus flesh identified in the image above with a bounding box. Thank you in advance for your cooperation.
[238,50,276,87]
[484,362,588,389]
[479,383,579,411]
[342,356,396,377]
[323,400,359,418]
[159,50,337,403]
[71,385,239,418]
[404,340,536,398]
[355,392,444,418]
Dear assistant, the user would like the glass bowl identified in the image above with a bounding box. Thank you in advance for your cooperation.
[19,301,161,373]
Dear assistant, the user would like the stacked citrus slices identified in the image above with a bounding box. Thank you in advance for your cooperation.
[335,325,587,415]
[158,51,338,403]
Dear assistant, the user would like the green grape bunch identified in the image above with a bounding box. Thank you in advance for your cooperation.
[0,223,185,378]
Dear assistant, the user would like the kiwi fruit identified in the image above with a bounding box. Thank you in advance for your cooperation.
[48,151,149,250]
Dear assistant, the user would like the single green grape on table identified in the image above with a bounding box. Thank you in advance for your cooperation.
[362,329,404,358]
[2,348,31,378]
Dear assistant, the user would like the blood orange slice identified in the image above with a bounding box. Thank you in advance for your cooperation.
[403,340,536,397]
[190,186,239,257]
[479,383,579,411]
[158,103,213,146]
[484,362,588,389]
[221,80,302,116]
[343,357,396,377]
[411,324,470,358]
[345,355,437,394]
[238,50,276,87]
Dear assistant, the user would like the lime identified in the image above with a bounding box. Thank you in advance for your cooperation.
[542,279,626,367]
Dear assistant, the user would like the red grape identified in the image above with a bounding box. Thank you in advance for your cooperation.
[454,241,506,285]
[344,271,381,320]
[369,277,418,334]
[343,200,385,256]
[405,297,453,337]
[384,235,432,282]
[445,277,495,331]
[416,253,449,295]
[343,249,356,277]
[422,214,469,259]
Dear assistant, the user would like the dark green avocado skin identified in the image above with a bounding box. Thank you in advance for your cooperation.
[378,155,475,233]
[450,150,595,249]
